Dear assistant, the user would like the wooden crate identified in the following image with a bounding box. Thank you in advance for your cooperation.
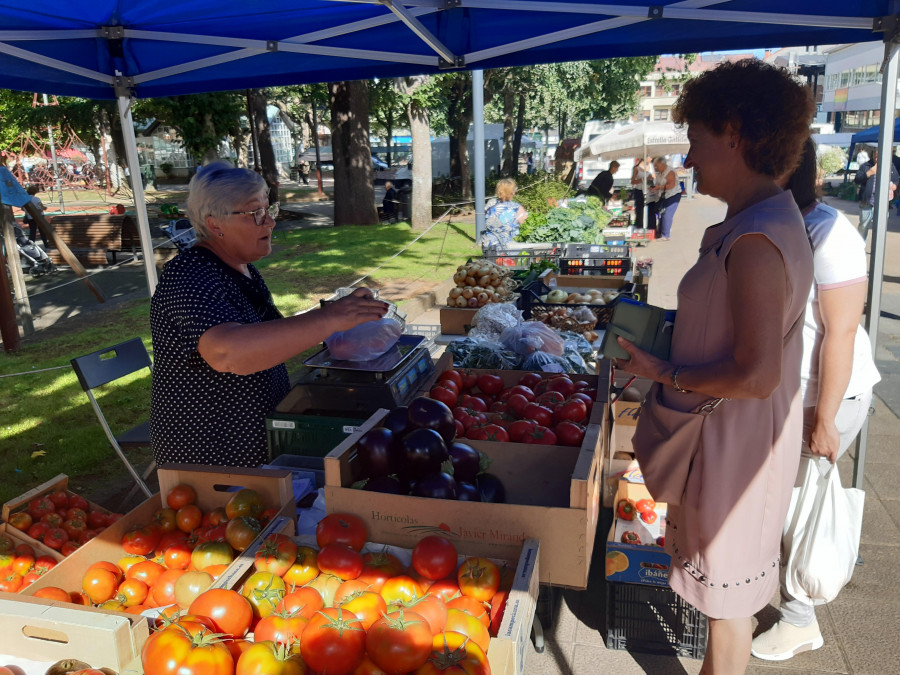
[324,409,605,589]
[0,522,63,562]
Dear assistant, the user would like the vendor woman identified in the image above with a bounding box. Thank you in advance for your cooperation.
[150,161,388,467]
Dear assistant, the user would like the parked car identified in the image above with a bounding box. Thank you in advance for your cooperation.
[372,154,389,170]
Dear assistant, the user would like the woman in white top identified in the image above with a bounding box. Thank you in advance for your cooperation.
[752,138,880,662]
[631,157,653,229]
[649,156,682,240]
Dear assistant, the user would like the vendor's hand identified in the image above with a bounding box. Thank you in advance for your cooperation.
[613,336,672,384]
[322,287,389,332]
[808,417,840,464]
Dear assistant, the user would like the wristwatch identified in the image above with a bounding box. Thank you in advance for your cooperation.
[671,365,692,394]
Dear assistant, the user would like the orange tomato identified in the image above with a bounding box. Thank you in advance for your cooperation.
[443,609,490,654]
[277,586,324,620]
[118,578,150,607]
[446,596,490,627]
[189,588,254,639]
[82,568,119,604]
[282,546,319,587]
[141,622,233,675]
[380,575,423,607]
[150,568,186,606]
[166,484,197,510]
[127,560,165,586]
[456,558,499,603]
[340,590,387,631]
[33,586,71,602]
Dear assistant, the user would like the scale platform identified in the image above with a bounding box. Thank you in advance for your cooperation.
[281,336,436,417]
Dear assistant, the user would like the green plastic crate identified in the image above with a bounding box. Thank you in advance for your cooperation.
[266,412,366,460]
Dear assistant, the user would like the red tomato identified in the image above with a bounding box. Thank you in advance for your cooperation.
[456,558,499,603]
[554,421,586,447]
[475,374,504,396]
[0,572,23,593]
[437,370,464,390]
[253,610,309,648]
[411,536,458,581]
[86,510,109,529]
[277,586,324,620]
[546,376,576,398]
[61,540,80,556]
[507,418,537,443]
[48,491,69,509]
[63,518,87,540]
[166,484,197,510]
[465,423,509,442]
[358,550,404,592]
[43,527,69,550]
[366,609,433,674]
[489,400,510,414]
[454,419,466,436]
[524,425,557,445]
[316,513,367,552]
[635,498,657,514]
[28,497,56,521]
[27,521,50,541]
[34,555,57,573]
[151,569,187,606]
[190,588,254,638]
[569,392,595,414]
[554,399,587,424]
[459,395,487,413]
[518,372,543,389]
[460,374,478,391]
[641,510,658,524]
[300,607,366,675]
[317,543,363,581]
[254,534,298,577]
[176,505,203,533]
[502,385,535,402]
[122,527,161,556]
[68,495,90,511]
[426,578,461,603]
[402,594,449,635]
[429,385,459,409]
[446,596,490,627]
[536,391,566,410]
[523,403,553,427]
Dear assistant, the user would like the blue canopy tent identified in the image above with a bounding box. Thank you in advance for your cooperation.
[0,1,897,491]
[848,117,900,163]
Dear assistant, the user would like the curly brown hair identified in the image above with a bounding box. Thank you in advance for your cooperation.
[672,59,815,177]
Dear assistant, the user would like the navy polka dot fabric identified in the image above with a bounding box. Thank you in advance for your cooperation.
[150,246,289,467]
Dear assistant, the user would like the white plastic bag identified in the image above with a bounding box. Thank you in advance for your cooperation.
[325,317,403,361]
[784,462,865,604]
[499,322,565,356]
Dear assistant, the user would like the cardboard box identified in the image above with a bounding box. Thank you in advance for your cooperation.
[324,409,605,589]
[0,522,63,562]
[439,306,478,335]
[0,593,149,672]
[605,479,671,587]
[609,374,651,428]
[24,465,295,605]
[2,474,112,559]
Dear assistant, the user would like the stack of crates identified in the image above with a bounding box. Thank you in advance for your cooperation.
[480,243,562,270]
[558,243,632,277]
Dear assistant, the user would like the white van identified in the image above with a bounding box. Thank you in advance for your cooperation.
[576,120,635,191]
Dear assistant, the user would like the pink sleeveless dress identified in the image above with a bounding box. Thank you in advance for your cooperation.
[663,190,813,619]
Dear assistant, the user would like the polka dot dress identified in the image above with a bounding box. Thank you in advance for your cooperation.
[150,246,290,468]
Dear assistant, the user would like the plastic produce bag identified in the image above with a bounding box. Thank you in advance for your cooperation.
[448,337,521,370]
[784,462,865,604]
[469,302,523,341]
[499,322,565,356]
[325,317,403,361]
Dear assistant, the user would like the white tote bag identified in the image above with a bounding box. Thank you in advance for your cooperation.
[784,461,865,604]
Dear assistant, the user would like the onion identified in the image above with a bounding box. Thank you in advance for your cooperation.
[467,297,479,307]
[461,287,474,299]
[449,287,462,299]
[455,296,468,308]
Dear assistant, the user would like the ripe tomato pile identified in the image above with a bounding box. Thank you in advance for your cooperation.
[135,513,503,675]
[6,489,120,557]
[27,484,277,608]
[0,537,57,592]
[429,370,596,447]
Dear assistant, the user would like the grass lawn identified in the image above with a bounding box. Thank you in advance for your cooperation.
[0,217,480,505]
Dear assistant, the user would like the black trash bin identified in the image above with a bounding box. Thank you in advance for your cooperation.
[396,181,412,221]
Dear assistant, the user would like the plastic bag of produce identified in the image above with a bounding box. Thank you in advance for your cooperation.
[499,321,565,356]
[325,317,403,361]
[469,302,523,341]
[448,337,522,370]
[521,351,570,373]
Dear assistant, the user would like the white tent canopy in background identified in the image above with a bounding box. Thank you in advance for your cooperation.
[581,121,690,162]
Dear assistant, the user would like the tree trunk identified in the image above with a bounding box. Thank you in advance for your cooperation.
[202,113,220,164]
[501,90,515,176]
[512,94,526,176]
[251,89,279,203]
[407,99,432,231]
[329,81,377,226]
[455,133,470,199]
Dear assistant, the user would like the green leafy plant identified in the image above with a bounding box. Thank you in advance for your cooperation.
[818,147,847,176]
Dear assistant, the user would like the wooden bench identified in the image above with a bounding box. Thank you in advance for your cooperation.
[43,214,139,267]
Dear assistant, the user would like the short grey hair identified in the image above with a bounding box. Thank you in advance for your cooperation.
[186,161,268,241]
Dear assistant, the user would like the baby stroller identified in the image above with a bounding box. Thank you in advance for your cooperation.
[164,218,197,253]
[13,224,57,277]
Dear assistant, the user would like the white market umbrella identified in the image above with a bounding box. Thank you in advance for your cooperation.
[583,120,690,161]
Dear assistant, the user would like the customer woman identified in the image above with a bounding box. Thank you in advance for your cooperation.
[150,161,387,468]
[480,178,528,250]
[631,157,653,230]
[614,59,815,674]
[751,139,880,661]
[649,156,682,240]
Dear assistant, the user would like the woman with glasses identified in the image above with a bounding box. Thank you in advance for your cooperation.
[150,161,387,467]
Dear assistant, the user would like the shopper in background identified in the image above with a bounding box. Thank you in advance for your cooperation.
[22,185,50,248]
[751,138,880,662]
[615,59,815,674]
[854,149,898,242]
[480,178,528,249]
[150,161,387,468]
[631,157,653,230]
[649,156,682,240]
[586,160,619,202]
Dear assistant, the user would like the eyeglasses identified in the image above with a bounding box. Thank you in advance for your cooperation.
[230,202,279,225]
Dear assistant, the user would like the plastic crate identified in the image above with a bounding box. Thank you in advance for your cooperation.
[559,257,631,276]
[564,243,632,258]
[266,412,366,459]
[517,280,634,327]
[606,582,708,660]
[480,245,562,269]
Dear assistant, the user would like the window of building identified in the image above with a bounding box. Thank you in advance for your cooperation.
[670,83,681,96]
[840,70,851,87]
[641,85,653,97]
[654,108,669,121]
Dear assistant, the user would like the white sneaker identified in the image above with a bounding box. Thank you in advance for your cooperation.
[751,620,824,661]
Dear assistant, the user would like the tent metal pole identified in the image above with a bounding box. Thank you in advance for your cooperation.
[473,69,486,241]
[855,40,900,491]
[117,94,158,297]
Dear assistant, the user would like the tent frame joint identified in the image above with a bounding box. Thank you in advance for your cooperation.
[101,25,125,39]
[648,5,664,19]
[113,76,134,98]
[439,55,465,69]
[267,40,278,52]
[875,15,900,43]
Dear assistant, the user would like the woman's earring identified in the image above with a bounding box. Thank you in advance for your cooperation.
[730,141,736,149]
[218,232,224,238]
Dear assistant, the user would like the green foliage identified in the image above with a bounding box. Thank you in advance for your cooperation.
[835,181,858,201]
[159,162,173,176]
[136,92,245,160]
[818,146,847,176]
[519,196,612,243]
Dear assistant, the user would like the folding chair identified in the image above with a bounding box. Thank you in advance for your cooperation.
[70,338,154,498]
